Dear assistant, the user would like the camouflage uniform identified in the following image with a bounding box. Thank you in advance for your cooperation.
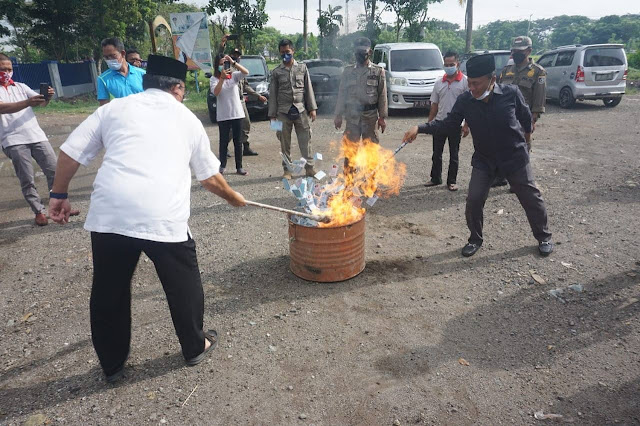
[334,63,388,143]
[268,61,317,172]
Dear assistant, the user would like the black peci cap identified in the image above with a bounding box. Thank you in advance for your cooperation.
[146,55,188,81]
[466,53,495,78]
[231,48,242,56]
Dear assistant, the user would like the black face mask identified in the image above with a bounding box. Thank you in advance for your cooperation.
[355,50,369,64]
[512,52,527,64]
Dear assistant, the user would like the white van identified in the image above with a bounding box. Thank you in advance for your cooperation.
[372,43,444,110]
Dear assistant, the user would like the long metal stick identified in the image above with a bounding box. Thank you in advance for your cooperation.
[246,200,330,222]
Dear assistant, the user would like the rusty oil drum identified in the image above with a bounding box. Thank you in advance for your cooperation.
[288,215,365,282]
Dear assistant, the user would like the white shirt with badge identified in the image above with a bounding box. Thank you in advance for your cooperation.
[0,82,48,148]
[60,89,220,243]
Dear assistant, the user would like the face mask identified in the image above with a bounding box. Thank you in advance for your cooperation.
[355,50,369,64]
[474,83,494,101]
[218,65,224,72]
[106,59,121,71]
[281,53,293,63]
[512,52,527,64]
[444,66,457,76]
[0,71,13,85]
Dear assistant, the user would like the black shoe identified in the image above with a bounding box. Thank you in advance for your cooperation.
[491,178,508,187]
[462,242,481,257]
[538,241,553,256]
[243,148,258,156]
[105,365,125,383]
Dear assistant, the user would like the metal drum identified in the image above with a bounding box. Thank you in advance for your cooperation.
[288,215,366,282]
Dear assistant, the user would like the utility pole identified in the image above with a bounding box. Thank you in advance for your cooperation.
[527,14,533,37]
[303,0,308,53]
[345,0,349,34]
[318,0,323,59]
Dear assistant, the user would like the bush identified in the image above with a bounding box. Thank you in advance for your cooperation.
[628,50,640,69]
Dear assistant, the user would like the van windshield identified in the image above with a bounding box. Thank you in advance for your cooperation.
[390,49,443,72]
[241,58,266,77]
[583,48,625,67]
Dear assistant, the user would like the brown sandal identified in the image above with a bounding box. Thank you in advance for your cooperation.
[424,180,441,187]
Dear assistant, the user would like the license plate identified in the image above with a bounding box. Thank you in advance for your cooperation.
[595,73,614,81]
[413,101,429,108]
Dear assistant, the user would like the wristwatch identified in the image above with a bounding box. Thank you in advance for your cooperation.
[49,191,68,199]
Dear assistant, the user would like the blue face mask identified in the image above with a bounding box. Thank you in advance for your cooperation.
[281,52,293,63]
[218,65,224,72]
[444,66,457,76]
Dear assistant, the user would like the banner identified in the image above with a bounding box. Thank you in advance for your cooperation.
[169,12,213,71]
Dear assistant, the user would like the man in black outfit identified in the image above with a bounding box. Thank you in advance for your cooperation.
[403,54,553,257]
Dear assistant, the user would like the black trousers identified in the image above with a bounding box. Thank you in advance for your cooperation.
[90,232,205,375]
[219,118,243,169]
[431,129,461,185]
[465,163,552,245]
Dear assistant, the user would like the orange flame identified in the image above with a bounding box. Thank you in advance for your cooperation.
[317,137,407,227]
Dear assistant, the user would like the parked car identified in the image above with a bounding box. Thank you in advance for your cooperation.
[460,50,512,77]
[206,55,270,123]
[302,59,344,108]
[536,44,628,108]
[372,43,444,110]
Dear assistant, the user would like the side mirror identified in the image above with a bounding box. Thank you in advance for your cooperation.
[378,62,386,69]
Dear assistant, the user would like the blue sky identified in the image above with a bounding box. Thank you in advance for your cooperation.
[189,0,637,34]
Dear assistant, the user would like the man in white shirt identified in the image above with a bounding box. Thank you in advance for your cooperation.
[48,55,246,383]
[0,52,79,225]
[425,51,469,192]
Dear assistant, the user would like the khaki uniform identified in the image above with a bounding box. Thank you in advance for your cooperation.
[499,58,546,116]
[335,63,387,143]
[268,61,317,171]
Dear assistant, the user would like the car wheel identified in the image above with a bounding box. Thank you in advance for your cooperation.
[208,108,217,124]
[602,97,622,107]
[559,87,575,108]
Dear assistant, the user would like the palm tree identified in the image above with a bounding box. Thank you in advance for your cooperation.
[459,0,473,53]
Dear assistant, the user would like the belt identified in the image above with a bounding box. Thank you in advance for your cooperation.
[348,103,378,112]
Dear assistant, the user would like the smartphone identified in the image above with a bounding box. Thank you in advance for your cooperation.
[223,61,232,79]
[40,83,50,101]
[227,34,239,40]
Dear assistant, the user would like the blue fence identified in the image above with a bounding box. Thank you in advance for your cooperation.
[11,61,51,91]
[9,58,97,98]
[58,62,93,86]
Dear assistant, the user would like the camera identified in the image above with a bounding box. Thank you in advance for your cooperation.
[40,83,50,101]
[223,61,231,70]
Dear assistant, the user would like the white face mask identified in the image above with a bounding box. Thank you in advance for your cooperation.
[474,83,494,100]
[106,59,121,71]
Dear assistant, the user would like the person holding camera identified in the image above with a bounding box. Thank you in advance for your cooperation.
[211,53,250,175]
[0,52,79,225]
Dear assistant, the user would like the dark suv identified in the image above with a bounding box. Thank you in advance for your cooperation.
[302,59,344,107]
[206,55,270,123]
[460,50,512,77]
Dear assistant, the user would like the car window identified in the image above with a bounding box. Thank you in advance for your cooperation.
[305,62,343,76]
[389,49,443,72]
[493,53,511,72]
[583,48,626,67]
[537,54,556,68]
[241,58,266,77]
[555,51,575,67]
[373,49,382,65]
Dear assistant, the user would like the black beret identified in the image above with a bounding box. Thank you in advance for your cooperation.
[146,54,188,81]
[354,37,371,49]
[466,53,495,78]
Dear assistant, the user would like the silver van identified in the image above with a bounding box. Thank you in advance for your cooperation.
[537,44,628,108]
[372,43,444,110]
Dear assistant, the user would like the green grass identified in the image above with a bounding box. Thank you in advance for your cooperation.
[627,67,640,81]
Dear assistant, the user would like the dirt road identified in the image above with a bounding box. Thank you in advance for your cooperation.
[1,96,639,425]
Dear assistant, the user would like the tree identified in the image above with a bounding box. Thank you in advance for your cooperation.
[458,0,472,53]
[0,0,34,60]
[205,0,268,52]
[317,4,342,58]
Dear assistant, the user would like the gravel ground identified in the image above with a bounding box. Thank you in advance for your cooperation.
[1,96,639,425]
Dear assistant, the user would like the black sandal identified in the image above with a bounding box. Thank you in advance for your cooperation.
[185,330,218,366]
